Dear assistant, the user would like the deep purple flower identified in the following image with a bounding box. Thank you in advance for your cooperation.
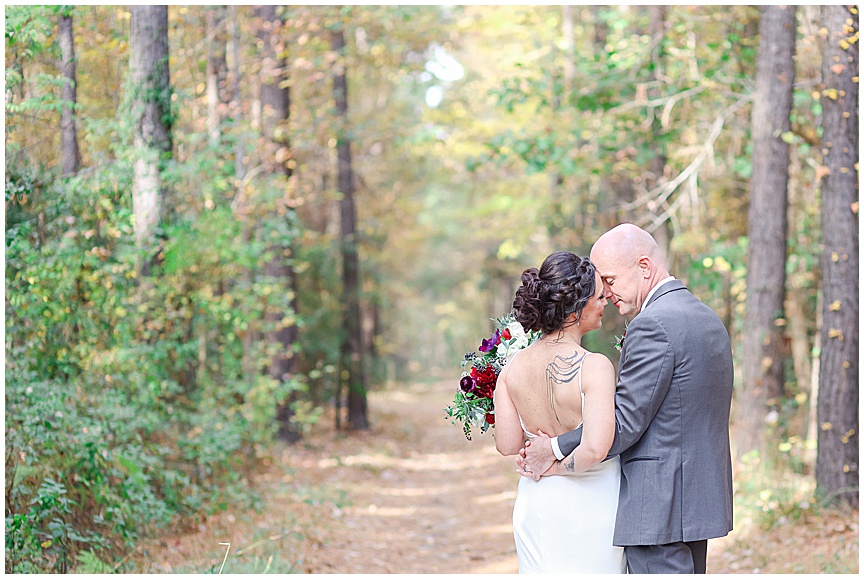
[478,329,501,353]
[460,375,476,393]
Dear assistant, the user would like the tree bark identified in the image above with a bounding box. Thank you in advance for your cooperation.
[645,6,674,267]
[591,5,608,51]
[206,6,227,147]
[736,5,796,457]
[229,5,246,186]
[257,5,301,442]
[805,290,822,468]
[257,5,291,174]
[129,6,172,269]
[223,7,262,392]
[816,4,858,507]
[548,6,573,243]
[332,23,369,430]
[561,5,575,98]
[58,10,80,176]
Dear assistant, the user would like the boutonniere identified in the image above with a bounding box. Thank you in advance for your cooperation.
[614,323,629,352]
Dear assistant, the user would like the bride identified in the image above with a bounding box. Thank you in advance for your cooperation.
[493,251,626,574]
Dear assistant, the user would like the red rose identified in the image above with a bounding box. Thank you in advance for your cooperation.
[485,412,495,425]
[501,328,511,340]
[470,366,498,398]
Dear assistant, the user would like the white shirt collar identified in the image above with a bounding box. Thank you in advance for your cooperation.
[641,276,676,312]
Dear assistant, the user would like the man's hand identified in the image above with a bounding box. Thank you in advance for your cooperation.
[517,430,556,481]
[515,449,559,480]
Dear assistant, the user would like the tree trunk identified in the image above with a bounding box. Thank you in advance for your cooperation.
[645,6,674,266]
[786,145,816,452]
[736,5,796,457]
[58,10,80,176]
[816,4,858,507]
[206,5,227,147]
[257,5,291,174]
[332,23,369,431]
[548,5,573,243]
[647,4,666,181]
[561,5,575,97]
[129,5,172,270]
[805,290,822,468]
[229,5,246,186]
[257,4,301,442]
[222,6,257,386]
[591,5,608,51]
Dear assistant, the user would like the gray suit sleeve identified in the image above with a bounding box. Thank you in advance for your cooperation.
[556,315,674,459]
[606,315,674,457]
[557,423,583,456]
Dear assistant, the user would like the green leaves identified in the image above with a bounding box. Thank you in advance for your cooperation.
[5,108,301,571]
[75,550,113,574]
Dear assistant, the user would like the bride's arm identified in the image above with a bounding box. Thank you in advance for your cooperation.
[492,370,524,456]
[547,354,616,476]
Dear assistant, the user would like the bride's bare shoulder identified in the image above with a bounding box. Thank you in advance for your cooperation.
[502,340,546,376]
[581,352,616,387]
[583,351,613,369]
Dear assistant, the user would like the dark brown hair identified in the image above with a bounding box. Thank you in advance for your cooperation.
[512,251,596,334]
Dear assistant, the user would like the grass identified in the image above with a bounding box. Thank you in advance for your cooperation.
[709,448,859,574]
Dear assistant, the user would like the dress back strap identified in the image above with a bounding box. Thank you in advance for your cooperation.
[577,352,589,417]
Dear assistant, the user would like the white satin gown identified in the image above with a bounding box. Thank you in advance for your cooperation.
[512,367,626,574]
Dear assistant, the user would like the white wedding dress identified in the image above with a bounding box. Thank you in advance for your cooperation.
[512,364,626,574]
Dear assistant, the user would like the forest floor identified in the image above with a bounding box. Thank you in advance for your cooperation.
[134,380,858,574]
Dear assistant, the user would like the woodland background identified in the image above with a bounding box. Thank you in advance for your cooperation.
[4,4,859,573]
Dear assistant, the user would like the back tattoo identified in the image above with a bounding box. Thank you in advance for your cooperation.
[545,350,587,427]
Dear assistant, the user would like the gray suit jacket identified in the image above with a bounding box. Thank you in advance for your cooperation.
[558,280,734,546]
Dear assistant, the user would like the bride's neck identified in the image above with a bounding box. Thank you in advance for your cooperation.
[546,324,584,346]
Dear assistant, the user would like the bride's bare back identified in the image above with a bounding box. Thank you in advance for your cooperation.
[504,338,600,437]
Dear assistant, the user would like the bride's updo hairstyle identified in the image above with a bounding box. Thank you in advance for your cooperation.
[512,251,596,335]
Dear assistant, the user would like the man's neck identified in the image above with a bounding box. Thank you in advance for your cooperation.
[641,275,676,312]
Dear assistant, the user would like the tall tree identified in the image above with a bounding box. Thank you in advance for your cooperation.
[736,6,796,456]
[331,19,369,430]
[129,5,172,270]
[546,6,573,240]
[590,5,608,50]
[228,5,246,187]
[57,8,80,176]
[257,4,301,441]
[645,5,673,262]
[816,4,858,507]
[206,5,227,147]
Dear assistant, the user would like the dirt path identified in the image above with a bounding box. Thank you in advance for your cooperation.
[282,379,520,574]
[136,379,858,574]
[137,380,519,573]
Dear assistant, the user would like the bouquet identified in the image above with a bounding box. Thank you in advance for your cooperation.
[445,313,541,439]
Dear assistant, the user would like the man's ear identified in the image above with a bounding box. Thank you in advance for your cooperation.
[637,256,651,278]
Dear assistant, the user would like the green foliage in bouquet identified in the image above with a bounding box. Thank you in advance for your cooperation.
[445,314,541,440]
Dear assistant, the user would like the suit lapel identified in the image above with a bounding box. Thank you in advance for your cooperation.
[643,279,686,311]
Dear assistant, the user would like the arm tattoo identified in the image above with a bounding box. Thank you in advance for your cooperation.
[564,456,575,473]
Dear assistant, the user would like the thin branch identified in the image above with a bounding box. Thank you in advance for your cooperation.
[660,85,706,129]
[644,188,687,234]
[229,164,267,212]
[608,83,706,117]
[623,93,752,214]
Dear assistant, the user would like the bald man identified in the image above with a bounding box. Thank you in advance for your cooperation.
[520,224,734,574]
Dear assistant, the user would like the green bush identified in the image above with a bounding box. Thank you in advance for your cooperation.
[4,157,307,572]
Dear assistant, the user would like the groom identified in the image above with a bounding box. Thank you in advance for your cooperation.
[520,223,734,574]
